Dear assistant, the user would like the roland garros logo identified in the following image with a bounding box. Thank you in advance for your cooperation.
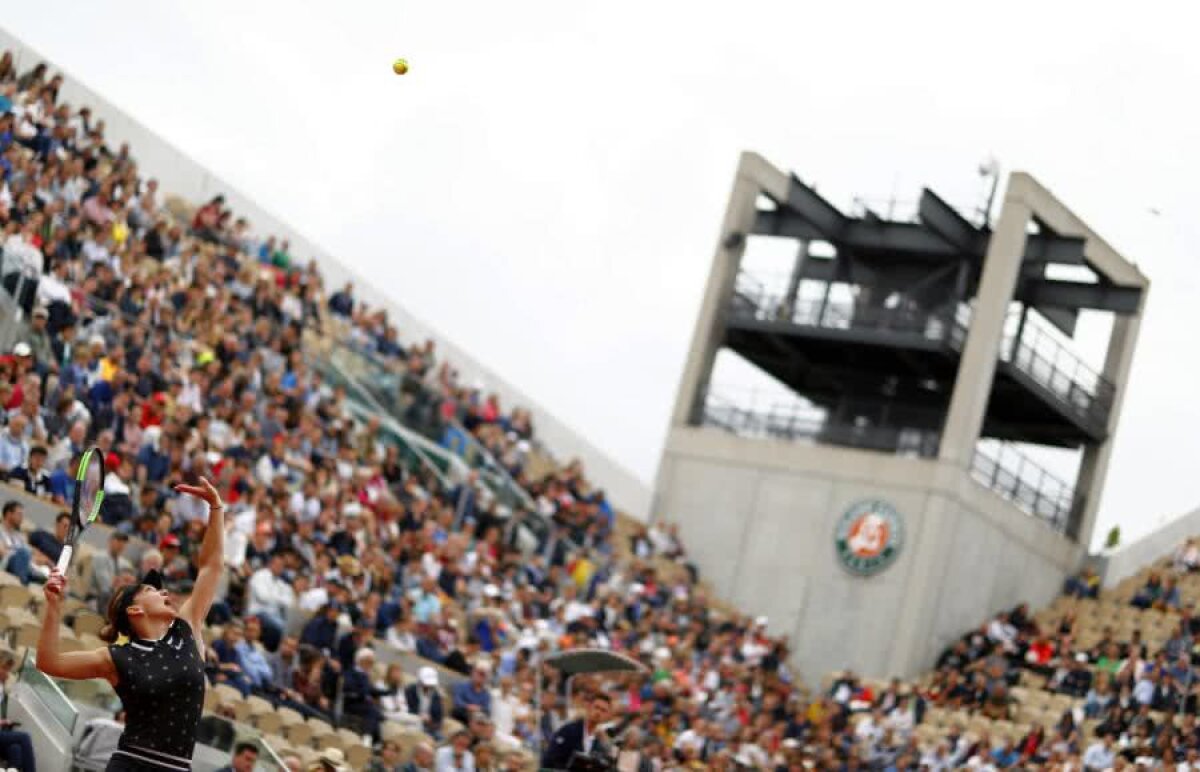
[835,499,904,576]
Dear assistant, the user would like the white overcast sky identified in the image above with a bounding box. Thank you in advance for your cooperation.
[6,1,1199,550]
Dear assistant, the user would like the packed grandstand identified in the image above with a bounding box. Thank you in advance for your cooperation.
[0,50,1196,772]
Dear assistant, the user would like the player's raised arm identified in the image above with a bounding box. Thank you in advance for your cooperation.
[37,569,116,684]
[175,476,225,635]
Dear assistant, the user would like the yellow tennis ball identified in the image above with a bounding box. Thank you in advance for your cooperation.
[393,59,409,75]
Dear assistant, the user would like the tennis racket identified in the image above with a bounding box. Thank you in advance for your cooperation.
[55,447,106,574]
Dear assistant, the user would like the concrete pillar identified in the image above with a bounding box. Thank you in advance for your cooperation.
[938,183,1032,467]
[1068,296,1146,543]
[667,152,790,429]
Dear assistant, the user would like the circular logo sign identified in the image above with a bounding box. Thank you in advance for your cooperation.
[835,499,904,576]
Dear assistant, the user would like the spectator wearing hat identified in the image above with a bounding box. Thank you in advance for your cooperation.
[310,747,349,772]
[26,307,54,367]
[343,647,385,742]
[158,533,192,583]
[406,666,446,738]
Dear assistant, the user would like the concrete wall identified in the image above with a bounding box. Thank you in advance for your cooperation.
[1102,507,1200,587]
[0,25,652,521]
[655,427,1083,685]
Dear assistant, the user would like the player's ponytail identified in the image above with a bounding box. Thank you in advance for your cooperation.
[97,622,119,644]
[99,587,129,644]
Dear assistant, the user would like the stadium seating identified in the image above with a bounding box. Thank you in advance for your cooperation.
[3,48,1199,771]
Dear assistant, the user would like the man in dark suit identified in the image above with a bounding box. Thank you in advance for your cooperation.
[541,692,616,770]
[404,666,445,739]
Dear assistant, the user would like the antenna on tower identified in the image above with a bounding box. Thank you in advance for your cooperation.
[977,156,1001,228]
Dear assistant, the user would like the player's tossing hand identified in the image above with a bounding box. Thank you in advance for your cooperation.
[174,476,224,510]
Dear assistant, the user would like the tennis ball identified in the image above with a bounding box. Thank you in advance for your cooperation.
[393,59,409,75]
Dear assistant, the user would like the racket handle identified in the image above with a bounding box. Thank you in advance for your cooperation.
[56,546,73,575]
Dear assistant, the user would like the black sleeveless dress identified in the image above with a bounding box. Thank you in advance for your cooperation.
[106,617,206,771]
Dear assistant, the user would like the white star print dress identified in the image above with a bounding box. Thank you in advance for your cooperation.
[107,618,207,771]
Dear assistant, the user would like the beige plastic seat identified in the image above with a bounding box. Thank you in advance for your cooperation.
[276,706,305,727]
[381,720,408,741]
[345,743,373,769]
[245,694,275,718]
[283,720,314,747]
[0,585,36,612]
[253,710,283,736]
[307,717,338,749]
[337,727,365,747]
[14,622,41,649]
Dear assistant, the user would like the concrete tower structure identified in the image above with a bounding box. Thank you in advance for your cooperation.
[655,152,1148,683]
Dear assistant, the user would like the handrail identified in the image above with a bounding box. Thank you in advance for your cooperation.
[730,270,1114,432]
[701,387,942,458]
[324,337,535,512]
[18,649,79,735]
[970,440,1075,533]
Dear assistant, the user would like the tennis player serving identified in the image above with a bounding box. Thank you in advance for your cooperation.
[37,476,225,772]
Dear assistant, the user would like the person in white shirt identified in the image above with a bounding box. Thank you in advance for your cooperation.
[294,574,327,613]
[986,613,1019,653]
[434,730,475,772]
[490,676,523,745]
[386,617,417,653]
[561,585,592,625]
[855,708,886,750]
[378,663,421,728]
[673,718,707,757]
[246,553,295,650]
[3,224,43,311]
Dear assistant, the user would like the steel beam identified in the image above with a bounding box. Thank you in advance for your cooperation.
[1018,279,1143,314]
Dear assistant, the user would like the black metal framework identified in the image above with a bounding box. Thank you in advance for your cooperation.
[701,386,1079,533]
[691,168,1145,539]
[701,389,942,458]
[727,269,1115,442]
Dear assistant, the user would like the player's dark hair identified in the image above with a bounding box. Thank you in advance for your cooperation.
[99,584,138,644]
[234,741,258,756]
[56,511,71,525]
[2,500,19,516]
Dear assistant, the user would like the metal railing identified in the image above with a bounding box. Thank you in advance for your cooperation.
[1000,309,1115,432]
[730,271,1114,434]
[970,440,1076,533]
[730,272,964,343]
[18,649,78,735]
[701,388,942,458]
[321,338,536,514]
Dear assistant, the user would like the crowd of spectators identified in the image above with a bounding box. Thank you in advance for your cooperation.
[11,48,1200,772]
[0,51,811,772]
